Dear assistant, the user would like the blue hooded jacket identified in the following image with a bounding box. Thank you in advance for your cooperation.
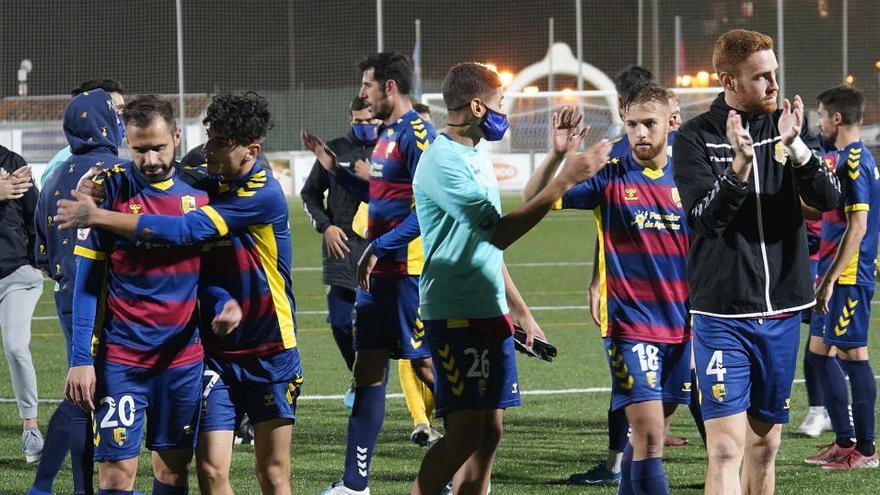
[35,89,123,296]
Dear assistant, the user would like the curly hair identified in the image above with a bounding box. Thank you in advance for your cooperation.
[203,92,274,146]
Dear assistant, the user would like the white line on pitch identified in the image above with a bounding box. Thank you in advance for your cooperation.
[6,377,877,405]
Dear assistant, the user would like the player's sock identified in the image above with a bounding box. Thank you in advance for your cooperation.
[30,399,76,493]
[608,406,629,453]
[687,368,706,445]
[342,384,386,491]
[840,359,876,456]
[97,490,134,495]
[152,479,187,494]
[630,457,669,495]
[815,353,855,443]
[70,405,94,495]
[616,443,634,495]
[804,350,826,407]
[399,360,430,426]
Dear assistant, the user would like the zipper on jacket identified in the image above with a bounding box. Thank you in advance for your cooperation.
[747,123,774,312]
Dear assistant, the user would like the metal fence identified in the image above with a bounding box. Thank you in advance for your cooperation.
[1,0,878,163]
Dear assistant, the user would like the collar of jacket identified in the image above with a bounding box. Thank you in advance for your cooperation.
[709,92,773,125]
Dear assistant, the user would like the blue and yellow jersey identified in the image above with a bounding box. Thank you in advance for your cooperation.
[367,109,436,277]
[821,141,880,287]
[134,163,297,378]
[73,163,209,369]
[558,153,690,344]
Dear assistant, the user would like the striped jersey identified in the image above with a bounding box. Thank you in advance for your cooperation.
[559,153,690,343]
[819,141,880,287]
[367,109,436,277]
[134,163,298,381]
[74,163,209,368]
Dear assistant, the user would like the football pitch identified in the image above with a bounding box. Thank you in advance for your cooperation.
[0,194,878,494]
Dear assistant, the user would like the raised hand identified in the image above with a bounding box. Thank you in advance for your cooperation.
[777,95,804,145]
[300,131,339,173]
[551,106,586,157]
[726,110,754,161]
[558,139,612,186]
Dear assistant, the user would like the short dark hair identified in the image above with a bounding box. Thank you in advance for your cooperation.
[350,96,369,113]
[817,85,864,125]
[122,95,175,130]
[412,102,431,116]
[614,66,654,95]
[203,92,274,146]
[358,52,413,96]
[441,62,502,111]
[623,83,670,114]
[71,79,124,96]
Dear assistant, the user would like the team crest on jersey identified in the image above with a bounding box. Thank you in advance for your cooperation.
[671,187,682,208]
[129,203,143,215]
[113,427,127,447]
[180,195,197,214]
[77,228,91,241]
[646,371,657,389]
[773,141,788,164]
[712,383,726,402]
[624,187,639,201]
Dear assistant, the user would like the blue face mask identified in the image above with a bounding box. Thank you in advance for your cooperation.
[352,123,379,142]
[480,105,509,141]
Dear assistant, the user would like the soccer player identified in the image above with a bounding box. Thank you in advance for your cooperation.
[410,61,609,495]
[301,96,379,408]
[57,92,302,495]
[527,83,689,494]
[805,85,878,469]
[672,30,840,494]
[63,95,212,495]
[302,52,438,495]
[31,88,123,495]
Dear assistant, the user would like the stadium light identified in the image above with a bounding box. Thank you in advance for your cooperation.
[846,74,854,85]
[696,71,710,87]
[875,60,880,70]
[710,72,720,82]
[523,85,540,94]
[499,71,514,87]
[679,75,693,87]
[561,87,577,101]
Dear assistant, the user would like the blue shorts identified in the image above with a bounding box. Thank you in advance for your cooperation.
[425,316,520,417]
[822,284,873,348]
[200,349,304,432]
[94,360,202,461]
[693,314,800,424]
[808,310,826,338]
[354,276,430,360]
[604,338,692,412]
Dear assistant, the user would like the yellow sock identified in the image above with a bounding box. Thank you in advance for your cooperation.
[421,379,435,423]
[399,359,430,426]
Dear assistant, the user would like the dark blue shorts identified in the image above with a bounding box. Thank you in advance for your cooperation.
[604,338,692,412]
[200,349,304,432]
[693,314,800,424]
[94,360,202,461]
[425,316,520,417]
[354,276,430,359]
[822,284,873,348]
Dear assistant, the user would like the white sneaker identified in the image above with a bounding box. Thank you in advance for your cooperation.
[21,427,43,464]
[797,406,830,437]
[320,480,370,495]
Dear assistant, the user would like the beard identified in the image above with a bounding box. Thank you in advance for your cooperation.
[632,141,666,162]
[369,92,393,121]
[138,161,173,182]
[743,93,778,114]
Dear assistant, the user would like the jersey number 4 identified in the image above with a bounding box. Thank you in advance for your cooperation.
[706,350,726,382]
